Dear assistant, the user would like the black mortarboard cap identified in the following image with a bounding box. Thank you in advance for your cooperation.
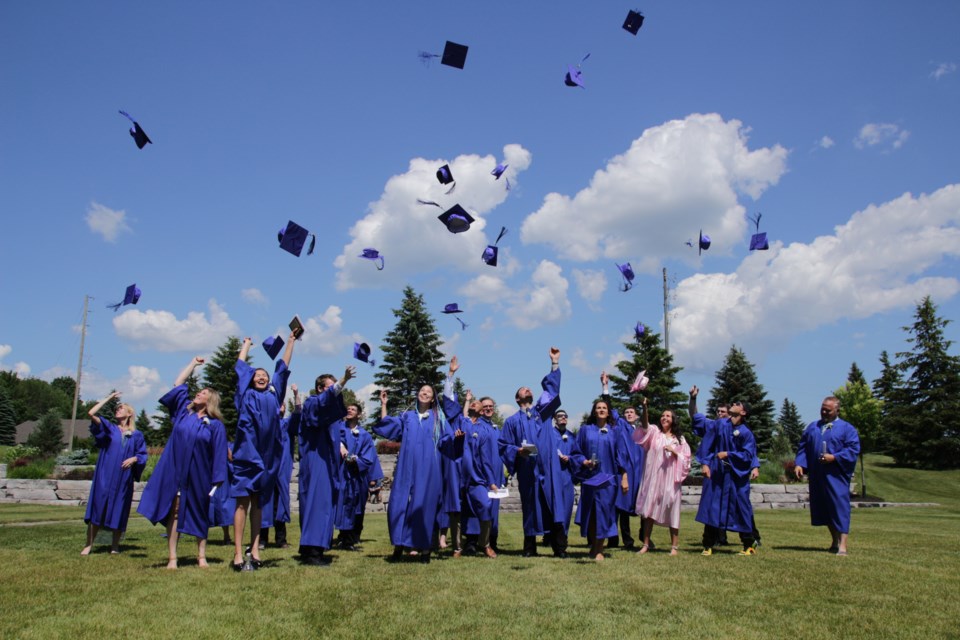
[443,303,463,314]
[353,342,376,366]
[699,230,711,256]
[278,220,316,257]
[438,204,475,233]
[441,41,469,69]
[119,110,152,149]
[749,232,769,251]
[482,226,508,267]
[262,335,285,360]
[436,164,454,185]
[617,262,636,291]
[623,10,645,35]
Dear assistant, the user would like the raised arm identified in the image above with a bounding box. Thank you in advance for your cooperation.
[238,337,253,363]
[379,389,388,420]
[688,385,699,417]
[175,356,205,387]
[281,329,297,367]
[340,365,356,390]
[87,391,121,426]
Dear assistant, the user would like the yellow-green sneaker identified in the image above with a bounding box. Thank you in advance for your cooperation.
[701,548,713,556]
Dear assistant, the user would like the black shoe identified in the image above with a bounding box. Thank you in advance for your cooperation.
[250,558,264,570]
[302,555,331,567]
[419,552,431,564]
[391,547,404,561]
[522,550,539,558]
[554,551,568,559]
[622,543,636,551]
[462,544,478,556]
[231,561,244,572]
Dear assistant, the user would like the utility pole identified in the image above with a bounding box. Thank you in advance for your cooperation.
[67,295,89,451]
[662,268,670,355]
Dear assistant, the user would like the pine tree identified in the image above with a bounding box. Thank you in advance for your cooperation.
[776,398,806,451]
[607,323,688,442]
[872,350,903,453]
[135,409,158,447]
[371,287,446,417]
[847,362,867,386]
[0,386,17,446]
[153,373,201,446]
[27,408,65,455]
[201,336,248,442]
[709,346,776,455]
[100,390,121,422]
[887,297,960,469]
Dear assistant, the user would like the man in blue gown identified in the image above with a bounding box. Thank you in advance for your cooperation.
[334,403,378,551]
[260,391,300,550]
[298,367,355,566]
[795,396,860,555]
[498,347,567,558]
[552,410,576,538]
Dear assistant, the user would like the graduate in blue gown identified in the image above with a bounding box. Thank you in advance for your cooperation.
[435,357,468,555]
[81,392,147,555]
[498,347,568,558]
[260,387,301,549]
[208,445,236,544]
[570,385,629,562]
[794,396,860,555]
[551,410,576,537]
[138,356,228,569]
[298,367,355,565]
[476,396,504,552]
[231,333,295,570]
[374,383,447,563]
[334,402,378,550]
[693,396,758,555]
[355,445,385,542]
[607,403,645,550]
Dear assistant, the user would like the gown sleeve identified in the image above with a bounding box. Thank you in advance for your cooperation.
[372,415,403,442]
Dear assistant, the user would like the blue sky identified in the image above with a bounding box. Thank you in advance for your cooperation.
[1,1,958,427]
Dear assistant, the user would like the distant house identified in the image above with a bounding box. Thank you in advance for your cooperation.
[14,419,91,446]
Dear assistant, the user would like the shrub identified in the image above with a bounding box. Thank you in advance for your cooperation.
[61,467,96,480]
[1,444,41,464]
[55,449,91,466]
[8,456,56,479]
[376,440,400,455]
[140,452,162,483]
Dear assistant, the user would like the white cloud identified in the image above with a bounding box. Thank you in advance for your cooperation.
[113,299,241,352]
[498,404,518,420]
[0,345,30,378]
[520,113,787,268]
[333,144,532,290]
[0,345,11,360]
[854,123,910,150]
[930,62,957,80]
[669,184,960,371]
[819,136,835,149]
[79,366,162,404]
[506,260,572,330]
[569,347,592,374]
[572,268,608,305]
[85,202,132,243]
[12,362,30,377]
[241,288,269,305]
[296,306,361,357]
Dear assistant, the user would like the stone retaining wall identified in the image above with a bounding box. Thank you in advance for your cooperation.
[0,455,875,513]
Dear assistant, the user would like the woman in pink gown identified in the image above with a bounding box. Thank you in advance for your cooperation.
[631,397,691,555]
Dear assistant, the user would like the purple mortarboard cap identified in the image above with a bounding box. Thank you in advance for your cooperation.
[278,220,316,257]
[634,322,645,341]
[107,283,141,311]
[118,110,151,149]
[441,41,469,69]
[617,262,636,292]
[438,204,475,233]
[699,230,711,255]
[491,163,508,179]
[564,65,584,88]
[443,303,463,314]
[482,226,508,267]
[359,248,385,270]
[353,342,376,366]
[262,335,285,360]
[629,370,649,393]
[749,232,769,251]
[436,164,454,185]
[623,10,645,35]
[582,472,614,489]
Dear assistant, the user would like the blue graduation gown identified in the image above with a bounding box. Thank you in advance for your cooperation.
[498,367,564,536]
[298,387,344,549]
[554,427,576,534]
[208,446,236,528]
[138,384,228,538]
[261,412,299,529]
[694,414,755,533]
[438,392,467,519]
[373,409,444,549]
[571,424,625,539]
[85,417,147,532]
[335,424,378,532]
[231,359,289,499]
[614,420,645,516]
[795,418,860,533]
[464,417,503,537]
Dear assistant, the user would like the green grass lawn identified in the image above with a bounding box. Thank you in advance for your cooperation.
[1,456,958,639]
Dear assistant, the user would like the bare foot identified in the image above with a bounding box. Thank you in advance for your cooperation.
[669,547,679,556]
[110,548,120,555]
[80,546,92,556]
[166,560,178,570]
[438,534,448,549]
[594,553,604,562]
[637,544,649,555]
[198,558,209,568]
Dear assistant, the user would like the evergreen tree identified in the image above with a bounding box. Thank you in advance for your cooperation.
[834,381,883,496]
[100,390,121,422]
[201,336,248,442]
[847,362,867,386]
[776,398,806,452]
[0,386,17,446]
[371,287,446,417]
[872,350,903,453]
[135,409,158,446]
[27,408,65,455]
[607,323,688,442]
[153,373,200,446]
[708,346,776,455]
[887,297,960,469]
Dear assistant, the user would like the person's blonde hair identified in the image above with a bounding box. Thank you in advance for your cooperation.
[190,387,224,422]
[118,403,136,428]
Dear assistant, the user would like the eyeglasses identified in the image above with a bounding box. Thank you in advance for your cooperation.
[555,414,568,419]
[480,405,494,410]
